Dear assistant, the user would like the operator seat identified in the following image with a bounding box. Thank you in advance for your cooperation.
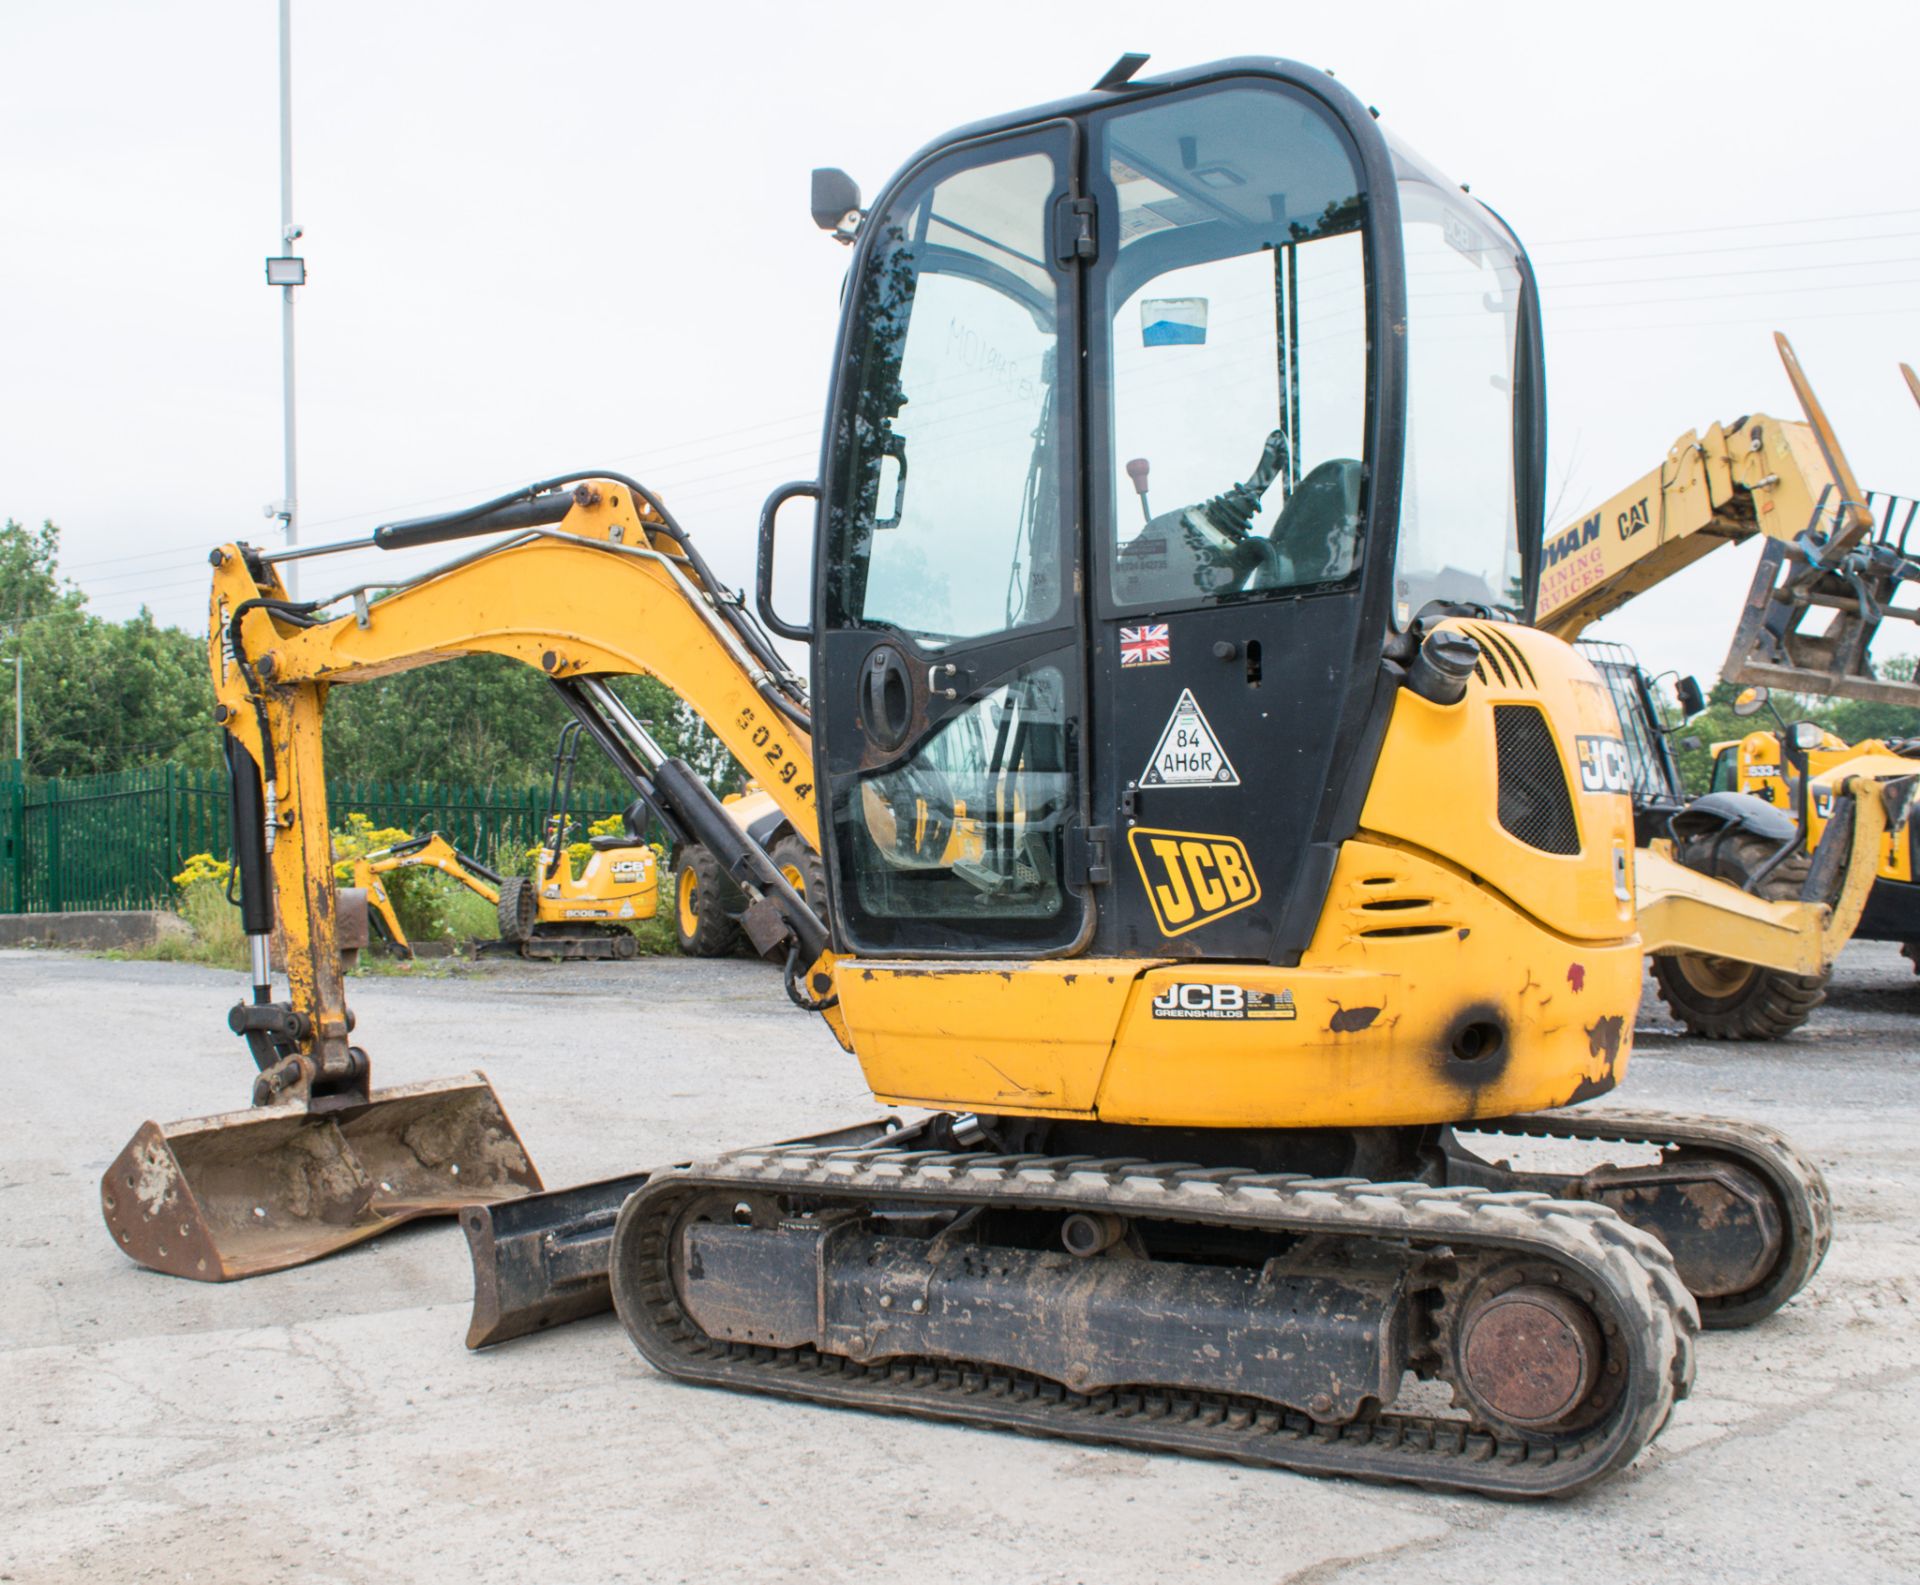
[588,797,654,850]
[1248,457,1363,590]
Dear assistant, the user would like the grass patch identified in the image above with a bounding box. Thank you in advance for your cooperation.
[124,880,249,970]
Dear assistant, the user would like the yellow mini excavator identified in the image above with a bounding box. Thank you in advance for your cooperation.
[494,721,661,959]
[109,55,1885,1497]
[348,832,502,961]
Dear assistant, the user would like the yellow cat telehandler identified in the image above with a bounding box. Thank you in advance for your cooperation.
[104,55,1905,1497]
[1535,340,1920,1034]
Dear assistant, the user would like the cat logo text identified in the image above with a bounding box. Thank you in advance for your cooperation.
[1127,827,1262,937]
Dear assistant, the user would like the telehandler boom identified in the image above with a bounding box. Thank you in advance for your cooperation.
[1538,336,1920,709]
[110,55,1874,1497]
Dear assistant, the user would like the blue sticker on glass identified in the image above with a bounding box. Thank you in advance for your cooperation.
[1141,296,1208,347]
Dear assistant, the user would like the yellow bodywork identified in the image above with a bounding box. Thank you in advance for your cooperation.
[841,622,1643,1127]
[1712,731,1916,884]
[1633,772,1889,975]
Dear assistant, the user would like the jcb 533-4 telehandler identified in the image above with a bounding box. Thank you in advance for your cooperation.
[105,54,1898,1498]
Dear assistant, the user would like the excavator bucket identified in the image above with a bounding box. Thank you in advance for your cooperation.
[101,1072,540,1281]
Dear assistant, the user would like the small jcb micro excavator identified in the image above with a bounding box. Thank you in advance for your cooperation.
[343,726,661,960]
[346,830,503,961]
[494,722,660,959]
[107,55,1895,1497]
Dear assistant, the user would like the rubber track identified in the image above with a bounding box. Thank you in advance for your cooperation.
[611,1145,1699,1498]
[1483,1107,1833,1329]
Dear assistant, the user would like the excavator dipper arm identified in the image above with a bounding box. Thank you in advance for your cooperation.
[104,477,837,1282]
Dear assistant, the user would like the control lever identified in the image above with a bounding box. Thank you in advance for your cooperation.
[1125,457,1152,522]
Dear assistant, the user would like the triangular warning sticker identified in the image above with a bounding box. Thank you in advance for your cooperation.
[1140,689,1239,787]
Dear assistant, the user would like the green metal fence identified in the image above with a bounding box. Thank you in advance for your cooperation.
[0,759,640,914]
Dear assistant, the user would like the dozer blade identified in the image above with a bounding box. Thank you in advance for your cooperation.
[101,1072,541,1282]
[461,1115,919,1348]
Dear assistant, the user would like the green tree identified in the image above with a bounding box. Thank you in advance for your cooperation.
[0,517,67,629]
[319,656,744,798]
[1,519,216,775]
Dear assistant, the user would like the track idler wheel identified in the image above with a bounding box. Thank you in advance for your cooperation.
[1450,1266,1619,1438]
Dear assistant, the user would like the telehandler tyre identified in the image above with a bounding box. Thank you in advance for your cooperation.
[1652,831,1828,1039]
[496,875,537,945]
[771,836,826,912]
[673,847,741,957]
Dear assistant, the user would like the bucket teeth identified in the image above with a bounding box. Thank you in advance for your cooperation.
[100,1072,541,1281]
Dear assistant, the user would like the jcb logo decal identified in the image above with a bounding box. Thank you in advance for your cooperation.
[1574,735,1632,796]
[1127,827,1261,937]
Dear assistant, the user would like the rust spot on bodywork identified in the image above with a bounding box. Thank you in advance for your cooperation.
[1328,1005,1381,1034]
[1586,1014,1623,1064]
[1457,928,1470,941]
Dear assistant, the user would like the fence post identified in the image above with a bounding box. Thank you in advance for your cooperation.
[4,772,19,913]
[45,778,62,913]
[164,762,178,895]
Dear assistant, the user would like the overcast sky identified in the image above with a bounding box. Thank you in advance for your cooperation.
[3,0,1916,690]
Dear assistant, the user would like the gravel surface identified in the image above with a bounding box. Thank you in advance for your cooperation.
[3,945,1916,1583]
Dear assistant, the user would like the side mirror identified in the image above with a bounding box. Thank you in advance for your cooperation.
[1732,684,1771,719]
[811,168,863,242]
[757,480,819,642]
[1673,675,1706,720]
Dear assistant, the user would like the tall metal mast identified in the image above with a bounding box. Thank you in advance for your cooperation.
[265,0,305,597]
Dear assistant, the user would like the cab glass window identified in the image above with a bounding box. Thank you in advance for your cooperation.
[824,148,1068,647]
[1096,87,1368,610]
[1390,135,1525,621]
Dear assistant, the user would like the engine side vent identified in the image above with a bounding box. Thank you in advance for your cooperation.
[1493,704,1580,855]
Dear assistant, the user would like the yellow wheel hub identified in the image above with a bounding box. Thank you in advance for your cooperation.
[677,865,701,934]
[1673,952,1756,998]
[780,863,807,898]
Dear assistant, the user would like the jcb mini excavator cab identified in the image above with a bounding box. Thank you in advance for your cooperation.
[604,57,1827,1497]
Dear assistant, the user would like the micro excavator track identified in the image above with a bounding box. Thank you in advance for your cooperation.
[609,1142,1699,1498]
[1458,1108,1832,1330]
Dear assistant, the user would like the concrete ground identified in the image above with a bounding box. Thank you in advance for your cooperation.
[3,945,1917,1584]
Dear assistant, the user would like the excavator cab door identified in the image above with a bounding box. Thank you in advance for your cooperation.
[813,122,1094,956]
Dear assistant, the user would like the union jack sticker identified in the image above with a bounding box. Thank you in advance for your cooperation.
[1120,623,1170,667]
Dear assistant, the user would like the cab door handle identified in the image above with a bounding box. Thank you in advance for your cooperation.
[863,646,914,751]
